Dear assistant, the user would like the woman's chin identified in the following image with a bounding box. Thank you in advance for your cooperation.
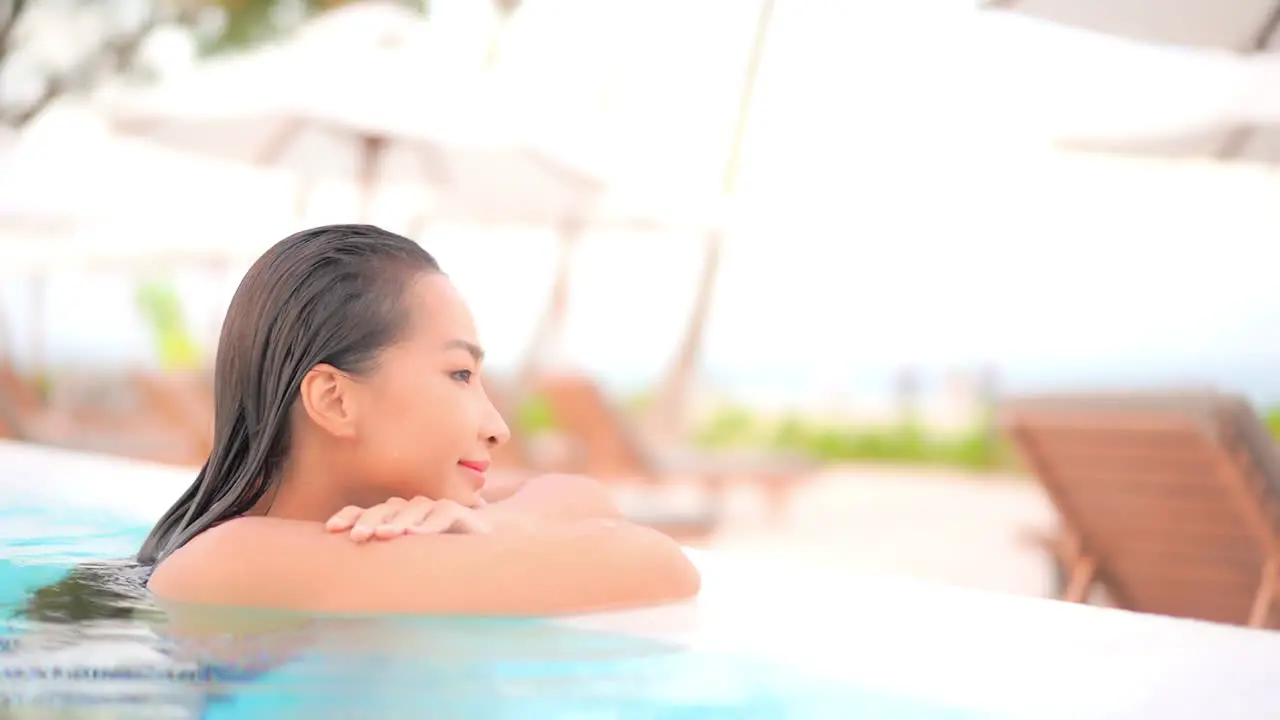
[440,481,484,508]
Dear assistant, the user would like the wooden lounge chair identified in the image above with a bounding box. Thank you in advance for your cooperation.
[0,362,44,439]
[0,363,205,466]
[1000,390,1280,628]
[129,370,216,460]
[532,372,818,537]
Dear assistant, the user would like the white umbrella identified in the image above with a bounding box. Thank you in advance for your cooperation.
[0,116,277,275]
[99,5,643,385]
[987,0,1280,161]
[984,0,1280,49]
[101,5,725,394]
[101,8,610,226]
[0,119,277,370]
[0,215,272,371]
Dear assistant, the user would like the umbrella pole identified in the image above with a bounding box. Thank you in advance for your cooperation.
[518,220,583,390]
[357,136,387,223]
[647,229,723,442]
[647,0,776,442]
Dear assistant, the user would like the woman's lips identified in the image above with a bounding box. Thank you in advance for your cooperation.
[458,460,489,488]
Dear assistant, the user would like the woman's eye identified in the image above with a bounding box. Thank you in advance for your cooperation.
[451,370,473,383]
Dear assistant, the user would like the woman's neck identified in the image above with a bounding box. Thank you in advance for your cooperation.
[252,449,350,522]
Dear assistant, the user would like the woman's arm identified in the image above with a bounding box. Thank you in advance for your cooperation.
[322,475,622,541]
[148,516,700,616]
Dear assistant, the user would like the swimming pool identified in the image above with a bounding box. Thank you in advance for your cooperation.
[3,440,1280,719]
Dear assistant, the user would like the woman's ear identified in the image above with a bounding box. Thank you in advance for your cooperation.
[298,364,359,439]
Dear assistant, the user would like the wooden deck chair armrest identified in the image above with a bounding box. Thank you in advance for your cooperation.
[1016,526,1074,564]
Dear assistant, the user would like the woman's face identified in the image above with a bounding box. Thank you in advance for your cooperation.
[346,273,510,507]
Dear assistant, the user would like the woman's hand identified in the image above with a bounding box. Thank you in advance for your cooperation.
[325,496,491,542]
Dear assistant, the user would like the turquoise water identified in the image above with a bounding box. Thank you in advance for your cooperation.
[0,503,979,718]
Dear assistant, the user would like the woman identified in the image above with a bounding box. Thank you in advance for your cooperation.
[140,224,700,615]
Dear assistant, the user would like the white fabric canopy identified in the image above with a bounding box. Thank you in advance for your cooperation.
[100,8,612,227]
[986,0,1280,50]
[988,0,1280,161]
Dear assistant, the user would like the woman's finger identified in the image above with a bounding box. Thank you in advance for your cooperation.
[408,500,479,535]
[454,512,492,535]
[374,496,434,539]
[350,498,407,542]
[406,501,490,535]
[408,503,460,535]
[325,505,365,532]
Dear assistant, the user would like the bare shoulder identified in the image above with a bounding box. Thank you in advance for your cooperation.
[494,473,621,522]
[148,516,699,616]
[147,517,323,604]
[523,473,612,499]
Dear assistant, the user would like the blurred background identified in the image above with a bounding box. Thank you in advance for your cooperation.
[2,0,1280,607]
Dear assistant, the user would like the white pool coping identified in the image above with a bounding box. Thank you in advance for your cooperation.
[5,439,1280,718]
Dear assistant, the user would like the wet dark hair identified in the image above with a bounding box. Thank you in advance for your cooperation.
[136,224,440,566]
[18,559,156,624]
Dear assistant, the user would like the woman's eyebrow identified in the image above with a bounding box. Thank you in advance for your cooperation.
[442,339,484,363]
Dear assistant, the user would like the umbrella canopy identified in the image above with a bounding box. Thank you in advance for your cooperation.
[101,5,610,226]
[0,116,278,275]
[984,0,1280,50]
[987,0,1280,161]
[97,3,747,412]
[0,117,279,369]
[1058,118,1280,163]
[0,231,266,276]
[100,4,726,396]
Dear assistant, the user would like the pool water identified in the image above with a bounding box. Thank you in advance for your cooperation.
[0,502,977,718]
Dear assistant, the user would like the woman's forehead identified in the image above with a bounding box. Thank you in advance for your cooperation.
[406,274,478,341]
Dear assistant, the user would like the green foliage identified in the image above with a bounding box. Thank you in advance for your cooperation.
[621,390,655,414]
[1267,409,1280,440]
[504,386,1280,473]
[201,0,429,54]
[514,393,556,434]
[135,281,202,371]
[512,389,654,436]
[696,405,756,447]
[695,406,1012,471]
[0,0,435,127]
[695,403,1280,472]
